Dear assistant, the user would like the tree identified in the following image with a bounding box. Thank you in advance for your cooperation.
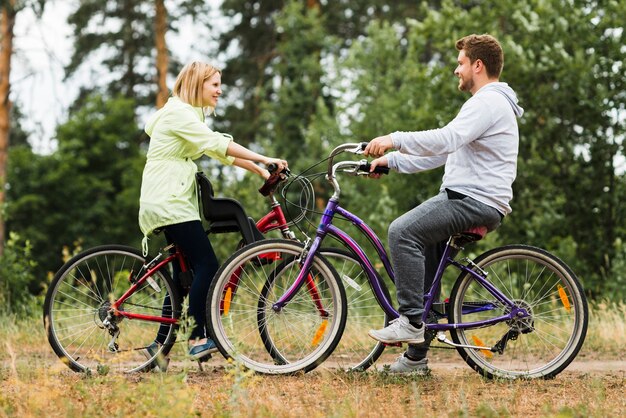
[337,0,626,299]
[5,94,145,281]
[65,0,209,108]
[0,0,16,256]
[214,0,431,147]
[155,0,168,108]
[0,0,45,255]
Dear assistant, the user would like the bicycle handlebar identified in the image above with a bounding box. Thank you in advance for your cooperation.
[323,142,391,200]
[259,166,290,197]
[326,142,390,176]
[358,162,390,175]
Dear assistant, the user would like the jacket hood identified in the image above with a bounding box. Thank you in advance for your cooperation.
[144,97,205,136]
[480,82,524,118]
[144,104,167,137]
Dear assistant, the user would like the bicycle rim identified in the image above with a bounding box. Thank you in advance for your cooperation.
[320,248,388,371]
[43,245,179,373]
[449,245,588,379]
[208,239,347,374]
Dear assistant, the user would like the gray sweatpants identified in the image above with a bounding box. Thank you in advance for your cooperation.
[388,190,502,322]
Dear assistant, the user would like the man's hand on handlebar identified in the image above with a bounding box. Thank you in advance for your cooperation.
[364,135,393,158]
[368,156,389,179]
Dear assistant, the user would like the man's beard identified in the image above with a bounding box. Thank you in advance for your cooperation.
[458,77,474,92]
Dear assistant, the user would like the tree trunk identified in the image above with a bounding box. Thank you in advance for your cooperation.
[155,0,168,109]
[0,1,16,256]
[306,0,320,9]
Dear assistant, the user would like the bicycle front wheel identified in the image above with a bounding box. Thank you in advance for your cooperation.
[448,245,588,379]
[207,239,347,374]
[319,248,388,371]
[43,245,180,373]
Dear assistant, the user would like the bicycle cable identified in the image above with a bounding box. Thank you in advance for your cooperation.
[280,153,373,241]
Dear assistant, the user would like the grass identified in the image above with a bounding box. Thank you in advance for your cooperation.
[1,302,625,417]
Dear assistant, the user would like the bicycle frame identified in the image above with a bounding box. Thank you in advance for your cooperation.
[272,161,530,333]
[112,180,297,325]
[111,250,186,325]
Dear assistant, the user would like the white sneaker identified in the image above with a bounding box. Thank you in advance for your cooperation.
[389,355,429,374]
[368,315,425,344]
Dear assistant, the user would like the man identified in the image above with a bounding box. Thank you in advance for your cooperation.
[365,34,524,373]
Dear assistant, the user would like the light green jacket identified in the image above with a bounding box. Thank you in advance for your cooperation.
[139,96,235,253]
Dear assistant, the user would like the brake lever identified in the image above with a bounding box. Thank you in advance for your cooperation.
[340,160,368,176]
[350,142,369,155]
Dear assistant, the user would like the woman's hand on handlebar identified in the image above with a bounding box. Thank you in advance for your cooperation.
[364,135,393,158]
[368,156,389,179]
[264,158,289,173]
[260,168,271,180]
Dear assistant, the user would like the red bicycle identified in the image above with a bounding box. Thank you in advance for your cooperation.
[43,169,388,373]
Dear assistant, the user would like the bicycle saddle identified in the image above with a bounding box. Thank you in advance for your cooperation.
[452,226,488,247]
[196,172,264,245]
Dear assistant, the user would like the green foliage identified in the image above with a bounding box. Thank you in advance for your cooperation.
[215,0,427,147]
[261,0,327,161]
[0,232,39,317]
[65,0,209,106]
[5,94,144,284]
[3,0,625,303]
[333,0,626,300]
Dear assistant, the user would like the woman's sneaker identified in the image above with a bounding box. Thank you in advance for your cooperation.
[142,342,169,372]
[388,355,430,374]
[188,339,218,361]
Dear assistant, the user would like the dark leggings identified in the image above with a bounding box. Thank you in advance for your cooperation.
[155,220,219,343]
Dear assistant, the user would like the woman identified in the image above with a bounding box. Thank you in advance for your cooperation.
[139,62,288,364]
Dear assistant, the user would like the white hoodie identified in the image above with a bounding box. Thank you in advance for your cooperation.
[387,82,524,215]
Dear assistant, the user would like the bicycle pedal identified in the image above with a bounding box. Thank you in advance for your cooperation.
[198,353,212,363]
[383,342,403,347]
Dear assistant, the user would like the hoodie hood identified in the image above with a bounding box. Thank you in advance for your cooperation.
[480,82,524,118]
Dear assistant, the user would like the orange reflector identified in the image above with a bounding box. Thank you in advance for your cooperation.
[472,335,493,358]
[223,287,232,316]
[311,320,328,346]
[558,285,571,312]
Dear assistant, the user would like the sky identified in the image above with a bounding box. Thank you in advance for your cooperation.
[11,1,226,154]
[12,2,73,154]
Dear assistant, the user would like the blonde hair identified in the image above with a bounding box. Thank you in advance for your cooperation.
[172,62,221,110]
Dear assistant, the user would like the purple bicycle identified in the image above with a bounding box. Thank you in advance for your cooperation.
[207,143,588,378]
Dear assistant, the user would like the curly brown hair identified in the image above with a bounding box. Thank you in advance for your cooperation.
[455,34,503,79]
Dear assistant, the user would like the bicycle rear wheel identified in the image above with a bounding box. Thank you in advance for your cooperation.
[207,239,347,374]
[448,245,588,379]
[319,248,388,371]
[43,245,180,373]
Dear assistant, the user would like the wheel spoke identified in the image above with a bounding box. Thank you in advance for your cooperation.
[450,246,588,379]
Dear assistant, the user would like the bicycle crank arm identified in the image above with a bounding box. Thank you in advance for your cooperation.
[436,332,495,352]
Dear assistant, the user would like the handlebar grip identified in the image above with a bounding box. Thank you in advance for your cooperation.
[360,142,368,151]
[267,163,278,174]
[358,163,390,175]
[259,168,290,196]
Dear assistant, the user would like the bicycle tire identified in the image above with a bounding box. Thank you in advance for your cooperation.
[256,247,388,371]
[448,245,588,379]
[43,245,181,373]
[317,248,389,371]
[207,239,348,374]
